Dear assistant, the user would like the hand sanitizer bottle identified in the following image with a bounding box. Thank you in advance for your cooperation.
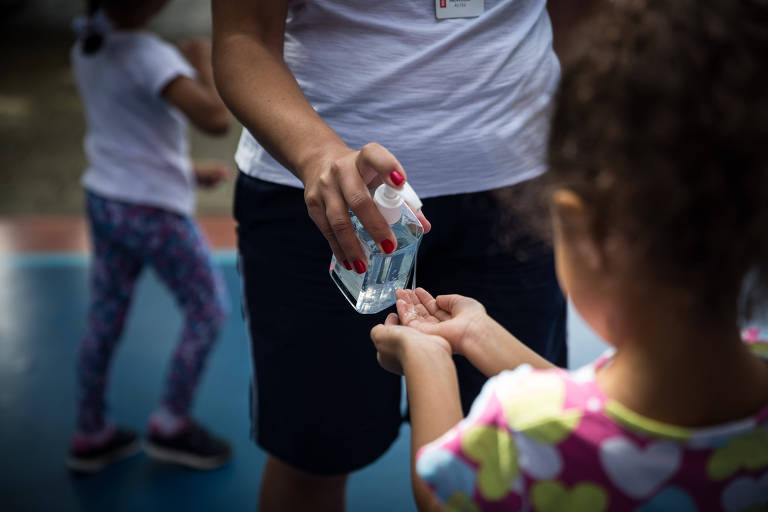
[329,183,424,314]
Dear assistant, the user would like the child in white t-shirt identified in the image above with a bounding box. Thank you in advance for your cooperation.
[68,0,233,473]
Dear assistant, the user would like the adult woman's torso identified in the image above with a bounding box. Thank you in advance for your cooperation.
[236,0,560,198]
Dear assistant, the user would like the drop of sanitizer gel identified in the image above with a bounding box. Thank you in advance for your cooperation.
[329,183,424,314]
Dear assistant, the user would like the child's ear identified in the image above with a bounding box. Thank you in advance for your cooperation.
[551,189,604,271]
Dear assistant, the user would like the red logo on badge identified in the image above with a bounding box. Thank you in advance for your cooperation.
[440,0,446,7]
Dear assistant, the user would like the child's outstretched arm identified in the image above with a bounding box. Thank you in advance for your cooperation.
[395,288,556,376]
[370,317,461,512]
[162,38,231,135]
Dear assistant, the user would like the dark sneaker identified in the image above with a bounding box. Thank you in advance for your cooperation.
[144,422,231,470]
[68,428,140,473]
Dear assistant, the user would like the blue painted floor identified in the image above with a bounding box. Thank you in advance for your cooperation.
[0,253,605,511]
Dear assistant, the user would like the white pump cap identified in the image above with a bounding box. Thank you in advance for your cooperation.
[374,184,404,225]
[400,182,424,213]
[374,182,423,225]
[397,182,423,213]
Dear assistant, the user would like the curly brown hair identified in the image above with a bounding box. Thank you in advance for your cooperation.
[547,0,768,317]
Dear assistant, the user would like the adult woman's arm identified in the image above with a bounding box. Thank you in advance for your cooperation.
[211,1,429,269]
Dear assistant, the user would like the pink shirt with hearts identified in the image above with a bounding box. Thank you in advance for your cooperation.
[416,339,768,511]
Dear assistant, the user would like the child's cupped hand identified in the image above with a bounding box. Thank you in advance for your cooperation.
[370,313,452,376]
[394,288,488,356]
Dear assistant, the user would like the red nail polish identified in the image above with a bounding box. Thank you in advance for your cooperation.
[343,260,352,271]
[354,260,367,274]
[381,239,395,254]
[390,170,405,186]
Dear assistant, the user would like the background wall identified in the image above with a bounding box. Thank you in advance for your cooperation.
[4,0,212,37]
[0,0,239,216]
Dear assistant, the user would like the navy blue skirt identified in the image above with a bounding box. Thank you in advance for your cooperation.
[234,172,566,475]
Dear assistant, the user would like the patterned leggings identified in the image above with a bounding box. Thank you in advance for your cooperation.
[77,193,228,433]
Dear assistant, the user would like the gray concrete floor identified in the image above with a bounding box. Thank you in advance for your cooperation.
[0,26,240,216]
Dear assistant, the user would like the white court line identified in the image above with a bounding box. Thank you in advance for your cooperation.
[0,250,238,267]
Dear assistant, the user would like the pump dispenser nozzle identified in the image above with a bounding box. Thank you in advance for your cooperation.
[374,182,423,225]
[374,185,404,225]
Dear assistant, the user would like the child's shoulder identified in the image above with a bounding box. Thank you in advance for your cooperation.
[420,357,768,510]
[109,31,177,59]
[482,363,604,442]
[99,31,191,94]
[70,30,173,68]
[416,366,602,508]
[483,336,768,440]
[742,328,768,359]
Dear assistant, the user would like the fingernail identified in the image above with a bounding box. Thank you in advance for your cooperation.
[390,170,405,186]
[354,260,367,274]
[343,260,352,271]
[380,239,395,254]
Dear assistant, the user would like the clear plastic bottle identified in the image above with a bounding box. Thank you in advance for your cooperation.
[329,183,424,314]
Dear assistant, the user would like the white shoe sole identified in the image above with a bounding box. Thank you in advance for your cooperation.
[67,439,141,473]
[143,440,229,470]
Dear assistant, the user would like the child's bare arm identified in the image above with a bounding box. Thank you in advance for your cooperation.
[370,320,461,512]
[403,342,460,512]
[162,39,231,135]
[163,77,230,135]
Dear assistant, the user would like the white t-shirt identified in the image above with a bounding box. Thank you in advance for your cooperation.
[72,29,197,216]
[235,0,560,198]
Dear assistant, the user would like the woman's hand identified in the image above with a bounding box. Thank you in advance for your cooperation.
[211,3,428,268]
[394,288,489,356]
[302,143,431,274]
[370,312,451,376]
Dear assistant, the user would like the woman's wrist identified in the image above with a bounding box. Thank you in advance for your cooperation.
[293,140,350,184]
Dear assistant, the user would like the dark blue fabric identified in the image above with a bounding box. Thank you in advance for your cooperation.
[234,172,566,475]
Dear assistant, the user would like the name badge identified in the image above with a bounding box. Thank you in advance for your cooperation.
[435,0,484,19]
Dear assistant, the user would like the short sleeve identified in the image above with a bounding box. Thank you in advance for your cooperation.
[126,35,196,96]
[416,365,534,510]
[742,327,768,359]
